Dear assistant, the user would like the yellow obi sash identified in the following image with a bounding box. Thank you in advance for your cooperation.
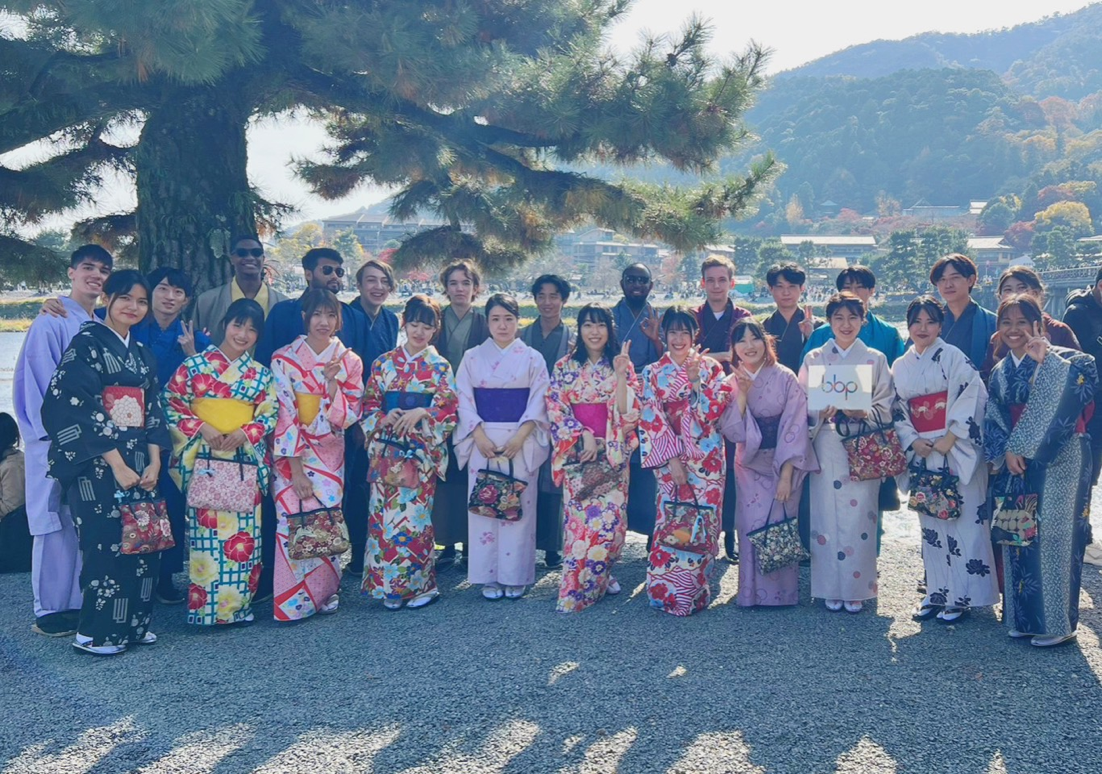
[193,398,254,435]
[295,392,322,426]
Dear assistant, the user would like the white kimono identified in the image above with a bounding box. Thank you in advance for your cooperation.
[800,338,894,602]
[893,339,998,609]
[455,338,550,587]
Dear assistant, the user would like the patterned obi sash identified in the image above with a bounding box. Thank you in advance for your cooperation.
[474,388,529,423]
[103,386,145,428]
[573,403,608,438]
[1010,403,1089,434]
[663,398,688,430]
[295,391,322,426]
[384,391,433,412]
[193,397,253,435]
[755,414,781,450]
[662,397,703,460]
[908,391,948,434]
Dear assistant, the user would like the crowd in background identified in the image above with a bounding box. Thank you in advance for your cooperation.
[3,236,1101,655]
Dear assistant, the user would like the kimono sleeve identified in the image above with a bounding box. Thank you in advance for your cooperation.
[519,351,551,442]
[243,366,278,451]
[983,366,1013,468]
[942,348,987,486]
[139,348,170,451]
[453,350,483,468]
[270,355,306,459]
[41,334,120,470]
[414,359,459,478]
[776,371,817,475]
[799,350,828,442]
[359,355,388,439]
[638,364,682,469]
[869,352,895,426]
[607,363,641,467]
[547,359,582,486]
[1008,350,1097,465]
[718,384,758,451]
[15,317,69,442]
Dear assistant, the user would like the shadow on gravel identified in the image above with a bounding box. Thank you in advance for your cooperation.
[2,536,1102,773]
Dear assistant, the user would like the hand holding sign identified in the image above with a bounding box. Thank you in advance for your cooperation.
[806,364,873,413]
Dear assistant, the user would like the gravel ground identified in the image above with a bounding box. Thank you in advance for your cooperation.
[2,501,1102,774]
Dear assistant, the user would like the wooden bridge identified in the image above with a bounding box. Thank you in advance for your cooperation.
[1038,266,1100,315]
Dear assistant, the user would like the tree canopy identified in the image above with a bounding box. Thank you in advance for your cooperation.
[0,0,774,291]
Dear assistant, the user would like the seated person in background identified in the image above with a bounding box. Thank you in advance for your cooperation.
[0,413,30,574]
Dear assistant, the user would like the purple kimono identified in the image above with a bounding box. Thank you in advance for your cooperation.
[12,296,92,618]
[719,364,818,606]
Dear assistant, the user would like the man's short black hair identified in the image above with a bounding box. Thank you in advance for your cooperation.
[302,247,343,271]
[146,266,194,298]
[835,265,876,291]
[766,262,806,287]
[621,263,651,280]
[531,274,571,302]
[70,244,113,270]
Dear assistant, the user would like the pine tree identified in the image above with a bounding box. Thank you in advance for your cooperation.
[1,1,775,291]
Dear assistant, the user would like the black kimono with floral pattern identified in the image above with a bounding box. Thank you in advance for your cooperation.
[43,321,170,647]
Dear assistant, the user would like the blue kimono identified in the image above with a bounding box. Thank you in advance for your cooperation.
[985,347,1097,638]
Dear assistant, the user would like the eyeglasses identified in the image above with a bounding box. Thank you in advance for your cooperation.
[319,265,345,277]
[234,248,263,258]
[623,276,651,285]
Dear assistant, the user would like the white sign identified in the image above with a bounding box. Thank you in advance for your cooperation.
[806,364,873,412]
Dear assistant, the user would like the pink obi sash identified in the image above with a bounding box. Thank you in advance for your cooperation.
[573,403,608,438]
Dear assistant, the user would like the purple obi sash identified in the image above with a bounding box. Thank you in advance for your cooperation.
[384,391,434,412]
[474,388,529,423]
[755,414,781,450]
[573,403,608,438]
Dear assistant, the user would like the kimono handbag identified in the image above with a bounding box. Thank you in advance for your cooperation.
[186,452,259,513]
[366,436,422,489]
[286,500,350,560]
[837,409,907,482]
[746,503,807,574]
[907,458,961,520]
[655,491,714,556]
[992,475,1038,547]
[564,440,622,502]
[118,490,175,555]
[468,457,527,521]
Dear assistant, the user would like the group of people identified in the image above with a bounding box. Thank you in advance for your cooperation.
[7,237,1100,656]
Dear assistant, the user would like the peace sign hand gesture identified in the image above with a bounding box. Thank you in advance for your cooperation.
[613,340,632,379]
[322,349,342,382]
[798,305,815,339]
[1025,321,1048,364]
[684,347,708,386]
[178,321,197,356]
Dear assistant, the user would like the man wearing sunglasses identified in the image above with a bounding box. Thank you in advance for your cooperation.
[192,235,288,346]
[255,247,352,366]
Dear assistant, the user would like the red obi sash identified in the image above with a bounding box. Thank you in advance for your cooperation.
[908,391,948,434]
[1010,403,1091,434]
[573,403,608,438]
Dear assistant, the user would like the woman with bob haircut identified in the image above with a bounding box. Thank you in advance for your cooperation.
[454,293,550,600]
[799,292,895,615]
[163,299,279,626]
[984,294,1097,648]
[719,320,818,607]
[546,303,640,612]
[360,295,458,610]
[43,269,171,655]
[638,305,732,616]
[269,288,364,621]
[892,296,997,624]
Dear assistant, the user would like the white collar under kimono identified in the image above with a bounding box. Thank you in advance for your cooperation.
[99,319,131,348]
[830,339,860,359]
[401,345,427,362]
[1010,352,1025,367]
[912,337,945,361]
[744,363,764,381]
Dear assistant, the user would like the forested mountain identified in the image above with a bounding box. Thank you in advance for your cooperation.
[785,3,1102,100]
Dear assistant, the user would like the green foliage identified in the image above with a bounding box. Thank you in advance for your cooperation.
[871,226,969,294]
[1,0,772,286]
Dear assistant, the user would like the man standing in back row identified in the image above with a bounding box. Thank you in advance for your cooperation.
[611,264,664,542]
[192,235,288,345]
[14,245,112,637]
[694,255,751,563]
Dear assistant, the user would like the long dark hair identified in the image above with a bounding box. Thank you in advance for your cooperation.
[572,303,620,365]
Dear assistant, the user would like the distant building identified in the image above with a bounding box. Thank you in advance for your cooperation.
[967,236,1018,278]
[902,199,968,220]
[321,207,465,255]
[969,201,988,216]
[561,226,660,269]
[779,235,878,262]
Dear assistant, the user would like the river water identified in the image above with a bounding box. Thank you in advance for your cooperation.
[0,332,23,418]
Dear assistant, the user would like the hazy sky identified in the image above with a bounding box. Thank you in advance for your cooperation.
[13,0,1099,230]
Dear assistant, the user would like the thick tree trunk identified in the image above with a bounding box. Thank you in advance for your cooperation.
[135,83,256,294]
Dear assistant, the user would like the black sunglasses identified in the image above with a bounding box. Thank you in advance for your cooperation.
[623,275,651,285]
[319,265,345,277]
[234,248,263,258]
